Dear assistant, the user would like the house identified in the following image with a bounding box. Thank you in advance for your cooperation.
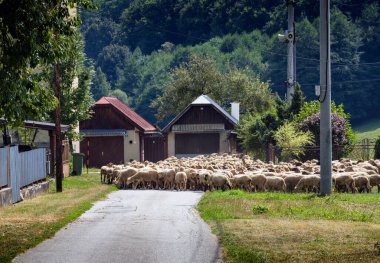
[162,95,239,158]
[79,97,158,167]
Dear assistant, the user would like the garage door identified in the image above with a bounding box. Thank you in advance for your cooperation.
[175,133,219,155]
[80,136,124,168]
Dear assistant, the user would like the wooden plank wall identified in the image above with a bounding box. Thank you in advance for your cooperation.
[144,136,167,162]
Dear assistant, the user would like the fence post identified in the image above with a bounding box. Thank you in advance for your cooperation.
[6,146,10,188]
[266,143,273,163]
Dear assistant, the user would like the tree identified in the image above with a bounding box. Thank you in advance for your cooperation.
[0,0,94,125]
[289,83,306,116]
[109,89,130,105]
[55,32,94,146]
[274,122,314,161]
[152,56,275,123]
[237,113,280,159]
[92,67,111,100]
[151,56,225,122]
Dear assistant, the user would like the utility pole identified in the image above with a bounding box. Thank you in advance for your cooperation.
[53,0,63,192]
[320,0,332,196]
[287,0,295,101]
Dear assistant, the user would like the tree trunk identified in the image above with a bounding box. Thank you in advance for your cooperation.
[54,62,63,192]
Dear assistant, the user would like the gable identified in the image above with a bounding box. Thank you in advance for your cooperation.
[80,104,136,130]
[172,105,234,130]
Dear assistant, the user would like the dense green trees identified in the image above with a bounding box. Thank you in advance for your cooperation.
[0,0,94,125]
[80,0,380,125]
[152,56,275,123]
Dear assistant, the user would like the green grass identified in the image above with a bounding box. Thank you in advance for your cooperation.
[354,118,380,141]
[0,171,115,263]
[198,190,380,263]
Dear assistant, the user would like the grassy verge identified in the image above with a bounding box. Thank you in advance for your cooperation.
[198,190,380,263]
[0,170,115,263]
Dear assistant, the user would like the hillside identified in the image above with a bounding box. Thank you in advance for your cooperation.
[80,0,380,125]
[354,119,380,141]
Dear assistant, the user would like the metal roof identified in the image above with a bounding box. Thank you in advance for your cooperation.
[162,95,238,133]
[95,97,156,132]
[0,118,69,132]
[80,129,129,136]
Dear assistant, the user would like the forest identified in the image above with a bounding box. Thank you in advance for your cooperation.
[80,0,380,126]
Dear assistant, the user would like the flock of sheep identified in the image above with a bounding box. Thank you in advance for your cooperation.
[100,154,380,194]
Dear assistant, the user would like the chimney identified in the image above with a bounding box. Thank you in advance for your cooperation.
[230,102,240,122]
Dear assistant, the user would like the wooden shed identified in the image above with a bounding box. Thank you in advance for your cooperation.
[79,97,157,168]
[162,95,239,158]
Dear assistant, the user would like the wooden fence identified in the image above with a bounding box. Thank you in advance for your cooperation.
[0,146,47,203]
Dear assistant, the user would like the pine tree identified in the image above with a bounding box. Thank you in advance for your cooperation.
[289,83,306,116]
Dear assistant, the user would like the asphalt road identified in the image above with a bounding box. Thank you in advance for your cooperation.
[13,190,221,263]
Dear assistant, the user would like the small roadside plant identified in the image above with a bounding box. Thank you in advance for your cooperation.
[252,205,269,214]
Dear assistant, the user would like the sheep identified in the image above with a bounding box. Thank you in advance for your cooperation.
[249,173,267,192]
[126,168,159,190]
[114,167,138,189]
[294,175,320,193]
[185,168,198,190]
[333,173,356,193]
[264,176,286,192]
[283,174,303,193]
[209,172,232,191]
[353,176,371,193]
[175,171,187,191]
[230,174,251,191]
[368,174,380,193]
[197,169,212,191]
[164,169,176,190]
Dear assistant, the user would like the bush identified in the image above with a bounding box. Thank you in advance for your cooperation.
[375,136,380,159]
[294,101,356,159]
[300,113,352,159]
[274,122,314,161]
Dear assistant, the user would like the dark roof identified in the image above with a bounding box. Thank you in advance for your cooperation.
[0,118,69,132]
[162,94,238,133]
[96,97,156,132]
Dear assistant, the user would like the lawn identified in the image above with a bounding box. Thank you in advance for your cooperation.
[0,170,115,263]
[198,190,380,263]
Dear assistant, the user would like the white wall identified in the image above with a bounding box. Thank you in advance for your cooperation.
[124,130,140,163]
[167,132,175,157]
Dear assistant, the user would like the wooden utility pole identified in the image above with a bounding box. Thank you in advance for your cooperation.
[320,0,332,196]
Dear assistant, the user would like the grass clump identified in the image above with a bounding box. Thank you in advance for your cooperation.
[0,171,115,263]
[252,205,269,214]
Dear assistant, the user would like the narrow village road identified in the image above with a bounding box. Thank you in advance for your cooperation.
[13,190,221,263]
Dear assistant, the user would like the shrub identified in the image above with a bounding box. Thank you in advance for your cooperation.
[300,112,353,159]
[375,136,380,159]
[274,122,314,161]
